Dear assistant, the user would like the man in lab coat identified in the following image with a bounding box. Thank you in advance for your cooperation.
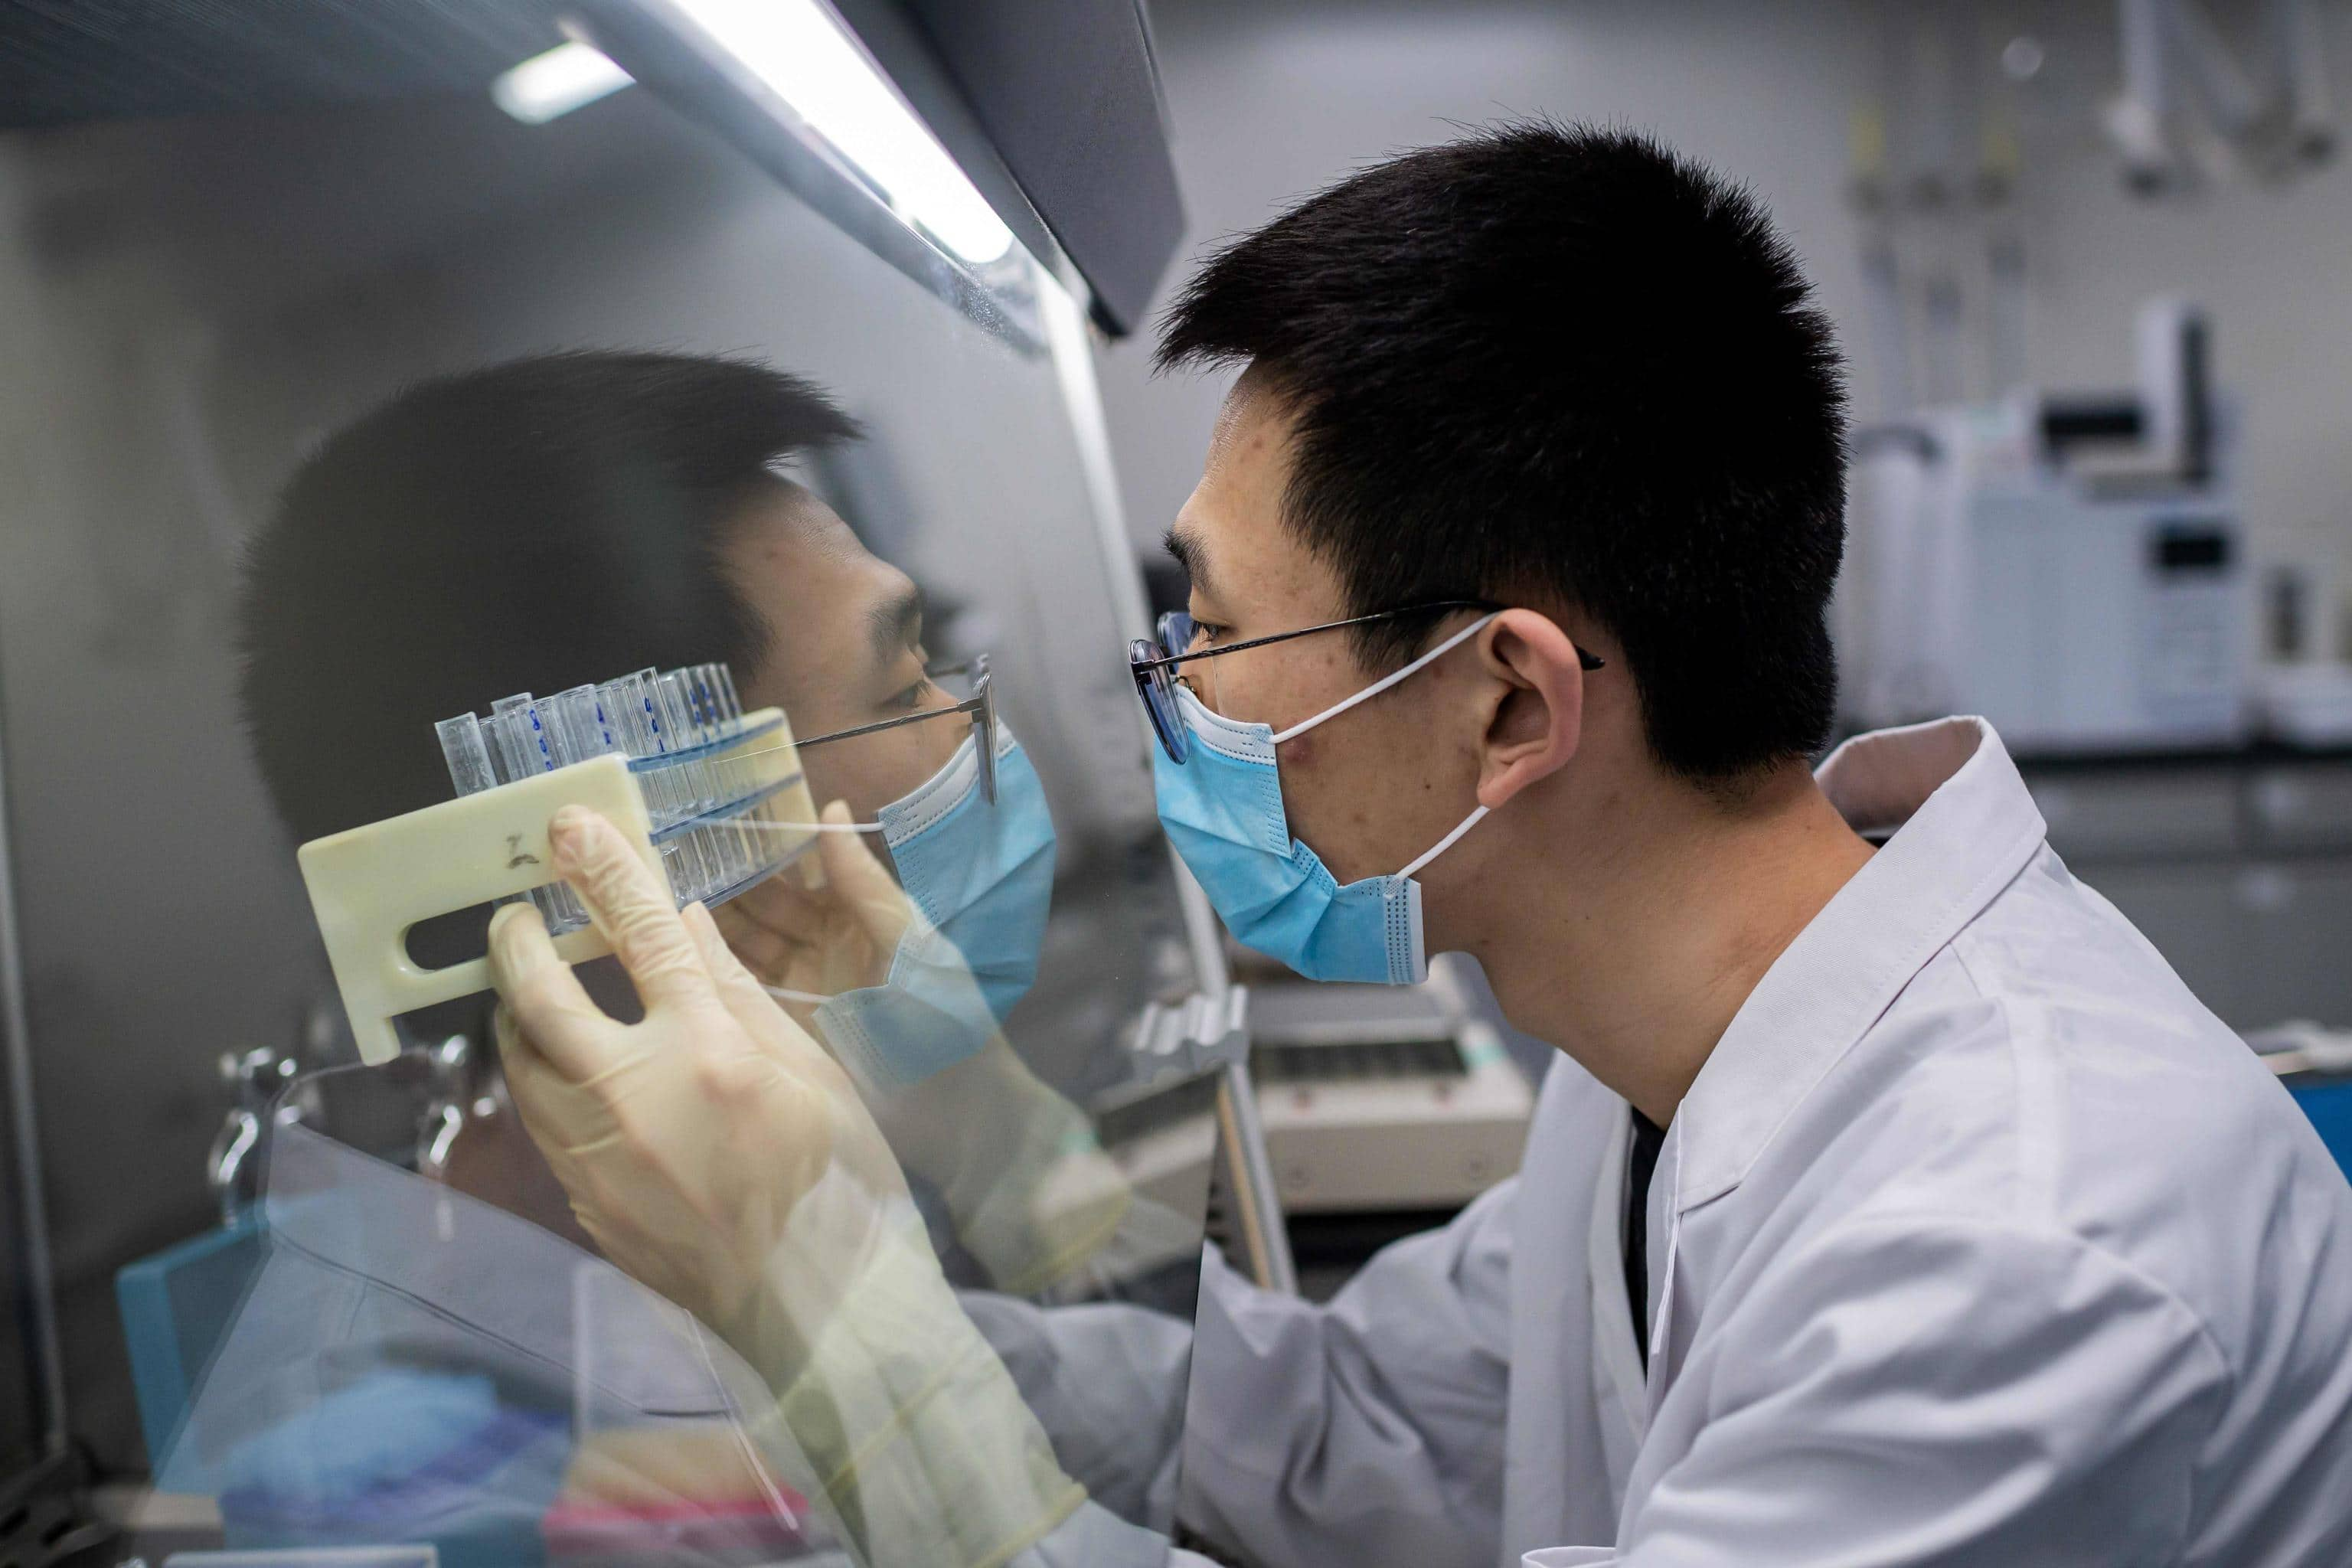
[492,123,2352,1564]
[1133,122,2352,1565]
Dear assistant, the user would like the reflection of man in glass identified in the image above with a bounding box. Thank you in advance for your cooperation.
[232,354,1183,1564]
[240,351,1128,1291]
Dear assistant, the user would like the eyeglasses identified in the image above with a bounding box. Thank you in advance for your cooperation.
[1129,603,1604,765]
[795,655,998,804]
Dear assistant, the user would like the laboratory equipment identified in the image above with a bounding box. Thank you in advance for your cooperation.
[299,662,822,1066]
[1100,976,1534,1228]
[1847,299,2254,753]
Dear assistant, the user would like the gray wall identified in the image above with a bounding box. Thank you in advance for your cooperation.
[1099,0,2352,624]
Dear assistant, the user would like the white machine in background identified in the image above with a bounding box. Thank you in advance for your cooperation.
[1848,299,2254,753]
[1097,971,1535,1227]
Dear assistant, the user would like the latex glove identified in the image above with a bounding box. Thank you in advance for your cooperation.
[714,800,906,1007]
[717,802,998,1088]
[717,817,1132,1294]
[492,805,1084,1567]
[489,805,903,1369]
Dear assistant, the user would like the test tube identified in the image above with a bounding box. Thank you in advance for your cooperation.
[682,665,716,739]
[486,695,551,782]
[658,839,692,903]
[684,668,750,882]
[543,685,613,767]
[610,670,676,829]
[662,670,721,815]
[438,715,496,798]
[710,662,763,881]
[487,694,588,930]
[700,667,759,882]
[692,667,723,740]
[710,663,743,723]
[648,670,720,889]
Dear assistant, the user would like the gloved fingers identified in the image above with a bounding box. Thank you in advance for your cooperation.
[710,898,806,981]
[812,800,917,943]
[683,902,841,1082]
[488,901,623,1083]
[730,864,854,949]
[548,805,721,1016]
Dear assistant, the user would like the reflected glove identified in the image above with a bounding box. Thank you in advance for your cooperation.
[716,800,1000,1092]
[717,812,1133,1294]
[492,805,1084,1568]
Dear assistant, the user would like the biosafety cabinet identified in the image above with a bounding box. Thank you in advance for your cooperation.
[0,2,1310,1559]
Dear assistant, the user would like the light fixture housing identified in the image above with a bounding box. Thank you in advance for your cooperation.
[665,0,1014,266]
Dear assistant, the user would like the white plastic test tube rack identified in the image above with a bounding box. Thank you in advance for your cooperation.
[439,664,795,930]
[296,661,822,1065]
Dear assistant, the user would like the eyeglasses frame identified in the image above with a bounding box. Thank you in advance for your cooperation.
[794,654,998,805]
[1127,601,1605,766]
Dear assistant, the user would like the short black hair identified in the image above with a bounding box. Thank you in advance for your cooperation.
[1156,122,1848,782]
[238,351,858,846]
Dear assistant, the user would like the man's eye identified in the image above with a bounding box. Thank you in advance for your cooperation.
[1192,620,1230,646]
[887,681,931,711]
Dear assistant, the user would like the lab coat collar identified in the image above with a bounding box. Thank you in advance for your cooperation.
[1670,717,2047,1214]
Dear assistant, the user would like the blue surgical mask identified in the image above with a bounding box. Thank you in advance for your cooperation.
[1152,616,1495,985]
[805,725,1057,1089]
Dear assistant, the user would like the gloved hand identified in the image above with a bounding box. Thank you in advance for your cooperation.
[488,810,894,1362]
[715,800,906,1008]
[717,801,1000,1089]
[715,813,1132,1294]
[492,805,1085,1567]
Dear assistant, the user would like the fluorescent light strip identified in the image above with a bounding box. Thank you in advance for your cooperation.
[671,0,1017,265]
[492,40,635,126]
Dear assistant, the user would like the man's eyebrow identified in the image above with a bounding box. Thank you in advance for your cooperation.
[1163,524,1217,600]
[867,583,923,666]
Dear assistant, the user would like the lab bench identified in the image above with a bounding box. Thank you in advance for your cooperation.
[2016,745,2352,1032]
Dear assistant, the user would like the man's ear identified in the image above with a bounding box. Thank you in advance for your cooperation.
[1474,609,1587,810]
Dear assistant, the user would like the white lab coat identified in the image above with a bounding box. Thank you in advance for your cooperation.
[1169,717,2352,1566]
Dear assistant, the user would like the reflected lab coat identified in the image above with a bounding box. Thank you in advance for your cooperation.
[1157,717,2352,1566]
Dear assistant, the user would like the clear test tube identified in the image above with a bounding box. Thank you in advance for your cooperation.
[599,677,649,762]
[661,675,725,891]
[682,665,716,740]
[586,684,626,756]
[685,664,748,878]
[655,672,707,792]
[658,838,693,904]
[607,673,696,901]
[539,692,606,925]
[710,663,744,724]
[437,715,497,798]
[630,667,668,753]
[546,685,621,767]
[644,670,717,891]
[486,695,549,782]
[675,669,747,883]
[615,670,681,831]
[499,694,560,774]
[488,695,586,930]
[689,664,724,732]
[541,686,590,766]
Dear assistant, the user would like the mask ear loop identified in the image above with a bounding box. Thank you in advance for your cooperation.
[1268,612,1500,883]
[1271,613,1498,744]
[1397,804,1490,880]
